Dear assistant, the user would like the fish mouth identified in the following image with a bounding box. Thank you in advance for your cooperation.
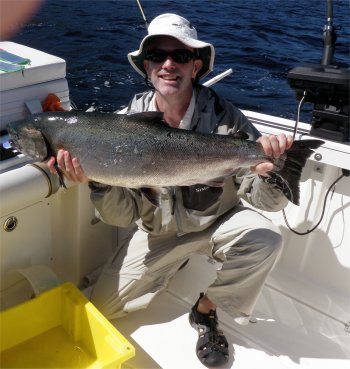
[6,128,20,151]
[8,139,17,150]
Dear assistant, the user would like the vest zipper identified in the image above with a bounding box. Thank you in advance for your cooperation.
[171,188,184,235]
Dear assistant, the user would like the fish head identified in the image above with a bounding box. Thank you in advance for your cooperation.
[7,120,48,161]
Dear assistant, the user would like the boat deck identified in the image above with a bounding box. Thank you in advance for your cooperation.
[110,112,350,369]
[113,255,350,369]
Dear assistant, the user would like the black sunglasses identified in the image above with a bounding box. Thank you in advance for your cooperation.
[145,48,197,64]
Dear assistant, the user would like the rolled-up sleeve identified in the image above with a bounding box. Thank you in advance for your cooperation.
[89,183,142,227]
[235,170,289,212]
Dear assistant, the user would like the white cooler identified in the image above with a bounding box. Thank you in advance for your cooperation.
[0,41,70,131]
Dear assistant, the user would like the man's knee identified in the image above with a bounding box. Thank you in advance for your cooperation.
[263,225,283,252]
[249,227,283,272]
[222,225,283,263]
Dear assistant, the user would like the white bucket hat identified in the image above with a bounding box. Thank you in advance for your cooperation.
[128,13,215,80]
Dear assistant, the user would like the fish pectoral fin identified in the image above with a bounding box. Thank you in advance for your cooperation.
[201,178,226,187]
[199,170,238,187]
[140,187,162,207]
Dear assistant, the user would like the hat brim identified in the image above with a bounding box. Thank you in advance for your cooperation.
[128,33,215,80]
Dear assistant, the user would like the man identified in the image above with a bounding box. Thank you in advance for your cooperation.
[48,13,293,368]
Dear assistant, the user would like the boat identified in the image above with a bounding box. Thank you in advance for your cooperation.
[0,1,349,368]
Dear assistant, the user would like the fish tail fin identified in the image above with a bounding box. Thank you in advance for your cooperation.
[269,139,324,205]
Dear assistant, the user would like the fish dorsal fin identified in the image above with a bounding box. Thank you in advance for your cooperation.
[124,112,169,127]
[232,130,249,140]
[140,187,162,207]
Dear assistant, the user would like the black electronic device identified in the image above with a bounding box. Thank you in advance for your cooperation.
[287,0,349,143]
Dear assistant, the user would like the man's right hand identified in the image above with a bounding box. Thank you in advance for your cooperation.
[47,149,90,184]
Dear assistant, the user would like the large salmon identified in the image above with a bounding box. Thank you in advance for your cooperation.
[7,111,323,205]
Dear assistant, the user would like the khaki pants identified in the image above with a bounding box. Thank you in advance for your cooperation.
[90,205,282,322]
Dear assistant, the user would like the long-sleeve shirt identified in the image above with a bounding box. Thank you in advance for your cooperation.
[89,85,288,235]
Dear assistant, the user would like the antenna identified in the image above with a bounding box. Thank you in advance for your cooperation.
[321,0,337,65]
[136,0,149,29]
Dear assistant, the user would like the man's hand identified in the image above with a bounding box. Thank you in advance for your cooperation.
[253,133,293,177]
[47,149,90,184]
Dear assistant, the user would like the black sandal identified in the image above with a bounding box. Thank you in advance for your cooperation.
[189,293,230,368]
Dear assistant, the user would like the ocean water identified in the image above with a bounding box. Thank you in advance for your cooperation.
[11,0,350,122]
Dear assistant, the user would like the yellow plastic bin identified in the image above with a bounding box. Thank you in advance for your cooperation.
[0,282,135,368]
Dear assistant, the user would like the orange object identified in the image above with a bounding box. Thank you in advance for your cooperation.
[42,93,66,112]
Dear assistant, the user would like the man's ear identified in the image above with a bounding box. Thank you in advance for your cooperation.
[144,60,150,75]
[192,59,203,79]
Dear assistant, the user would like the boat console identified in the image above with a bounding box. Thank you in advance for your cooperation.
[287,0,349,144]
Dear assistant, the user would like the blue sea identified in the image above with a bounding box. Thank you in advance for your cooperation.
[10,0,350,122]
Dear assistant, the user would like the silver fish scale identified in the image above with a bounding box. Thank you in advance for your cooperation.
[7,111,323,204]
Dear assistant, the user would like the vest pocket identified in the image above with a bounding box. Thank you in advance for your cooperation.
[181,185,223,211]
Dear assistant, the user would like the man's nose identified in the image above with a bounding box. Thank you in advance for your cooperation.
[162,56,176,68]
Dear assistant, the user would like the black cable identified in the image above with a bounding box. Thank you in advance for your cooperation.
[282,173,345,235]
[293,90,307,139]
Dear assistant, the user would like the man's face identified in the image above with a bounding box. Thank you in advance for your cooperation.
[143,36,203,98]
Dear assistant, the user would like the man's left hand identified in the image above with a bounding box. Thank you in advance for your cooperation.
[253,133,293,177]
